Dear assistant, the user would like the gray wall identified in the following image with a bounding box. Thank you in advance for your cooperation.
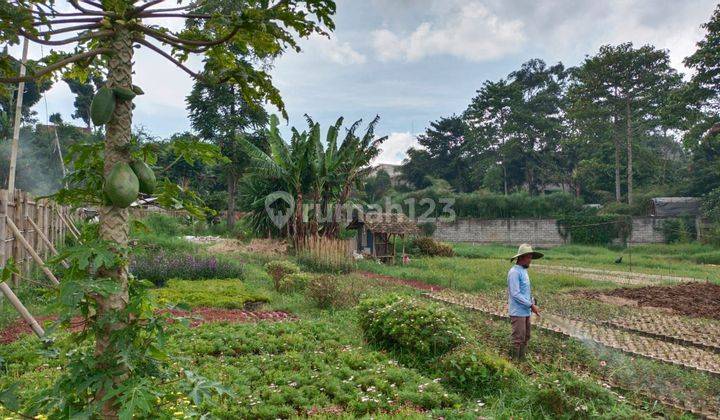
[433,217,673,247]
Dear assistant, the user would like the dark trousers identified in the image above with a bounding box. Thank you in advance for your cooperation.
[510,316,531,349]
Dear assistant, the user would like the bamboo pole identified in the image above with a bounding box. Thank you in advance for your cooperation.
[7,38,29,192]
[26,216,68,269]
[56,207,79,241]
[0,282,44,338]
[6,217,59,286]
[60,207,81,239]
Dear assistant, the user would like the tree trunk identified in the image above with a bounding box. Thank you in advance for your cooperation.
[625,98,633,206]
[613,113,622,202]
[96,27,133,417]
[227,171,237,231]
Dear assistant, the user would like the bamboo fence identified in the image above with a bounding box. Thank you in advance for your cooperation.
[0,189,75,287]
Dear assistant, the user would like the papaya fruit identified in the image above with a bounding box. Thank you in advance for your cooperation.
[113,87,136,101]
[130,159,156,194]
[90,87,115,126]
[131,84,145,95]
[103,162,139,208]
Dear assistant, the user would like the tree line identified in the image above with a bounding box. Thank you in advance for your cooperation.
[400,5,720,207]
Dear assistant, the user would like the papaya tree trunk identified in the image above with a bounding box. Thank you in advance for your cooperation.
[97,27,133,417]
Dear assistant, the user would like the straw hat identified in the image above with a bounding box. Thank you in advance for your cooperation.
[510,243,544,261]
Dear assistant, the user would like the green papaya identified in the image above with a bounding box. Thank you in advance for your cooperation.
[113,86,136,101]
[103,162,139,208]
[90,87,115,126]
[130,159,156,194]
[131,84,145,95]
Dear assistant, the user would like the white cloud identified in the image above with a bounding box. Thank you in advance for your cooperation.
[308,34,367,65]
[371,2,525,62]
[374,132,419,164]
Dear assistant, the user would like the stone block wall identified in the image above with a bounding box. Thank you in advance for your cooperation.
[433,217,674,246]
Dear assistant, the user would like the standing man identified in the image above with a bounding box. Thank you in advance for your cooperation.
[507,243,543,360]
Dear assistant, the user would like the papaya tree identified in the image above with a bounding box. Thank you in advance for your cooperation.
[0,0,335,417]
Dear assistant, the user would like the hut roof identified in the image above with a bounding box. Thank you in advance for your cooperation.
[347,212,420,235]
[650,197,700,217]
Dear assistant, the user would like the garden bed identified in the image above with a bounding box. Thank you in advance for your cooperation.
[581,282,720,320]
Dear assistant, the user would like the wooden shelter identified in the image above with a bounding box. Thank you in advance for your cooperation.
[347,212,419,263]
[650,197,700,217]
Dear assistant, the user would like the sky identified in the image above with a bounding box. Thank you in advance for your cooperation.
[15,0,720,164]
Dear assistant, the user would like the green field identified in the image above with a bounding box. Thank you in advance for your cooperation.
[1,234,718,418]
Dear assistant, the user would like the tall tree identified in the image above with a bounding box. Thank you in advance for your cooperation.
[187,78,268,230]
[0,49,52,134]
[568,43,682,205]
[464,59,568,194]
[401,115,473,191]
[0,1,335,416]
[64,75,104,129]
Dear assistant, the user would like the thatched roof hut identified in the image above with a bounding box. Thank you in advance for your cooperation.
[346,212,419,262]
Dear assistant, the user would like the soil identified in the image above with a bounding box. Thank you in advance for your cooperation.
[582,282,720,320]
[359,271,445,292]
[0,308,294,344]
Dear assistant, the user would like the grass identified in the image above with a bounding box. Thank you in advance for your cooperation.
[1,235,718,418]
[152,279,269,309]
[358,256,616,294]
[451,242,720,282]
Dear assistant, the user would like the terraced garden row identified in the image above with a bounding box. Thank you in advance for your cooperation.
[534,264,703,285]
[427,290,720,377]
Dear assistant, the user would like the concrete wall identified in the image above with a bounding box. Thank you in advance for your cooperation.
[433,217,673,246]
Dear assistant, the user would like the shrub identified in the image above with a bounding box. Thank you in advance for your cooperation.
[131,251,243,286]
[529,372,622,418]
[557,212,632,245]
[357,294,466,358]
[305,275,363,309]
[264,260,301,291]
[153,279,268,309]
[278,272,314,293]
[296,236,355,273]
[661,217,696,244]
[141,213,186,236]
[418,221,437,237]
[411,237,454,257]
[439,344,521,396]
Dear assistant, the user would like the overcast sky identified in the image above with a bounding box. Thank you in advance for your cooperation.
[17,0,719,164]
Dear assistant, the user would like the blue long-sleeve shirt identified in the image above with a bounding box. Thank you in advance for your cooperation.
[507,264,533,317]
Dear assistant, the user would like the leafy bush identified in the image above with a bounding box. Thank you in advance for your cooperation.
[278,272,313,293]
[141,213,187,236]
[439,344,521,396]
[411,237,454,257]
[557,212,632,245]
[264,260,301,291]
[305,275,363,309]
[357,294,466,358]
[153,279,268,309]
[661,217,696,244]
[418,222,437,237]
[529,372,630,418]
[131,251,243,286]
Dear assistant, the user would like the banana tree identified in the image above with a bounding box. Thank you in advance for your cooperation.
[0,0,334,416]
[240,115,313,242]
[326,115,388,237]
